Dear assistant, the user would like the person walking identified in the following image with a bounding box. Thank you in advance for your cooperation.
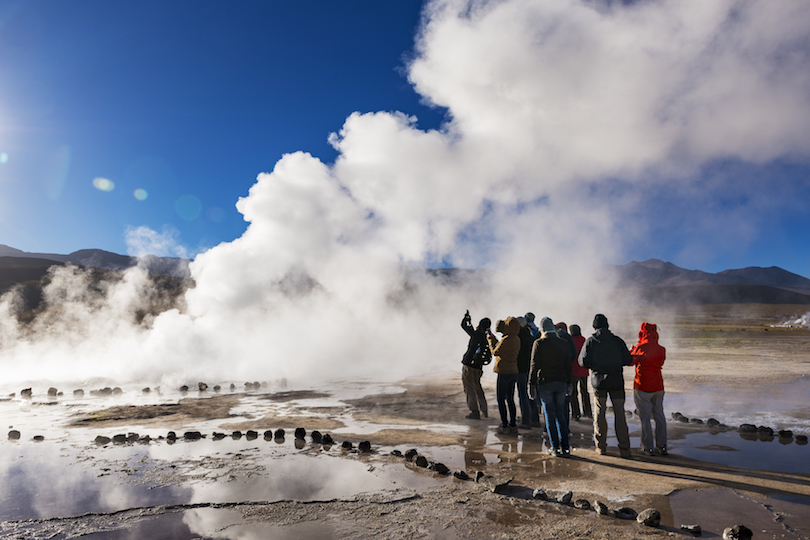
[487,317,521,434]
[569,324,592,420]
[578,314,633,458]
[630,322,668,456]
[530,317,573,456]
[460,311,492,420]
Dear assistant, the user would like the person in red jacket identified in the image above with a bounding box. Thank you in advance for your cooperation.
[569,324,592,420]
[630,322,667,456]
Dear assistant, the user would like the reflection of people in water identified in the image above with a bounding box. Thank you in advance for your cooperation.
[463,428,489,470]
[630,322,668,456]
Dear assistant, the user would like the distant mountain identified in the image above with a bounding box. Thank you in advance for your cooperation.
[611,258,810,290]
[0,244,191,278]
[609,259,810,305]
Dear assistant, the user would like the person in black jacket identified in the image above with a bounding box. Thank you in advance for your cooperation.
[530,317,573,456]
[578,314,633,457]
[461,311,491,419]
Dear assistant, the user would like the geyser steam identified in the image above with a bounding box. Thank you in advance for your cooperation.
[2,0,810,389]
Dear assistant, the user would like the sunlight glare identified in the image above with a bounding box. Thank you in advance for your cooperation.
[92,177,115,192]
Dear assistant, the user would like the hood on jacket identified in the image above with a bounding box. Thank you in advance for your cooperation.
[638,322,659,344]
[503,316,520,336]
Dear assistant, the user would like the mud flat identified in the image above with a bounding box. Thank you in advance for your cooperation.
[1,308,809,539]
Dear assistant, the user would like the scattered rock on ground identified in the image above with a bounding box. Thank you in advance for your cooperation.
[723,525,753,540]
[637,508,661,527]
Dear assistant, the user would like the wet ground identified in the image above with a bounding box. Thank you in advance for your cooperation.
[1,372,809,540]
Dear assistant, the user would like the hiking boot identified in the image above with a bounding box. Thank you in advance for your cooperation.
[495,425,511,434]
[547,447,560,457]
[465,411,481,420]
[658,447,668,456]
[482,410,488,418]
[642,448,655,457]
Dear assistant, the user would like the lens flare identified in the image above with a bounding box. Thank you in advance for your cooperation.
[92,177,115,192]
[0,152,8,164]
[175,194,202,221]
[133,188,148,201]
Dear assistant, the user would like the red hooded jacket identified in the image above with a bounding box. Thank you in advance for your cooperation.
[570,335,588,378]
[629,323,666,392]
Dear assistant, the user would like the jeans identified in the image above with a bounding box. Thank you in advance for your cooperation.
[537,381,569,451]
[634,389,667,450]
[516,373,533,426]
[496,373,518,427]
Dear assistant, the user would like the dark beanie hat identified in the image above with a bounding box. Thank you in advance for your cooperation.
[593,314,609,329]
[540,317,556,333]
[570,324,582,337]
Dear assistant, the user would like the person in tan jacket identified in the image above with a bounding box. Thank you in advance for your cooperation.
[487,317,520,433]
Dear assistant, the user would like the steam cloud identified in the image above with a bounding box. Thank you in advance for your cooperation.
[2,0,810,390]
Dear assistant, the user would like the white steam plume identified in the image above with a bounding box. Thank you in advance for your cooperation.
[1,0,809,390]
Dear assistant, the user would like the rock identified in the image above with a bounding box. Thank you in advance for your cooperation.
[757,426,774,435]
[474,471,485,482]
[391,449,402,457]
[8,430,21,440]
[294,438,306,449]
[796,434,808,444]
[179,385,189,392]
[477,475,513,493]
[778,430,793,439]
[311,430,322,443]
[274,429,285,439]
[229,383,236,391]
[74,389,85,397]
[404,449,418,461]
[707,418,720,427]
[246,430,258,440]
[184,431,202,441]
[574,499,591,510]
[681,524,702,535]
[231,431,243,439]
[167,431,177,440]
[594,501,609,515]
[213,385,221,393]
[430,462,450,474]
[321,433,334,445]
[625,410,633,417]
[263,430,274,440]
[47,387,58,397]
[112,387,123,395]
[212,432,226,440]
[141,388,151,394]
[341,441,353,450]
[689,418,704,424]
[21,388,32,398]
[637,508,661,527]
[94,435,111,445]
[532,489,548,500]
[454,470,470,480]
[198,382,208,391]
[33,435,44,442]
[671,412,688,422]
[112,434,127,444]
[739,423,757,433]
[614,507,638,520]
[723,525,753,540]
[358,441,372,453]
[138,435,151,444]
[559,491,573,504]
[294,427,306,439]
[127,432,139,443]
[415,455,428,468]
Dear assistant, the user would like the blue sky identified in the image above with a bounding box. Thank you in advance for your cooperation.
[1,0,809,278]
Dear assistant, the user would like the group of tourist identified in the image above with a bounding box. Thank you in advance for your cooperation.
[460,311,668,458]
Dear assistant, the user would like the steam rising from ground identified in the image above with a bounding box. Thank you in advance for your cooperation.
[2,0,810,389]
